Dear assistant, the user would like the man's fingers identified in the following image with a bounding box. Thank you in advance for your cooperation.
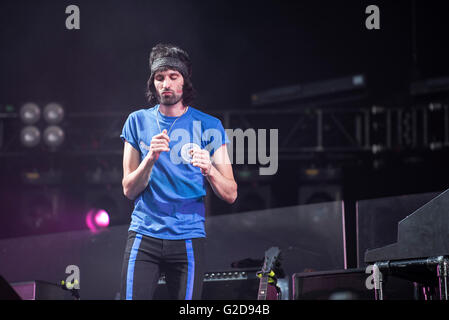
[151,137,170,146]
[157,134,170,142]
[191,158,208,167]
[153,131,170,142]
[161,129,169,140]
[191,161,205,169]
[152,145,170,153]
[193,154,209,162]
[151,140,169,148]
[191,160,211,176]
[191,150,209,160]
[147,130,170,161]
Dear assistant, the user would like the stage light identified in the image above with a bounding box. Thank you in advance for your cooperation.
[20,102,41,124]
[43,125,65,148]
[20,126,41,147]
[43,103,64,124]
[85,209,110,233]
[94,209,110,227]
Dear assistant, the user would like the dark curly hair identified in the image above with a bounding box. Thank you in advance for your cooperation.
[145,43,196,106]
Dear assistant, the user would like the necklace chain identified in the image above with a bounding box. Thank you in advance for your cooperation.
[156,106,188,135]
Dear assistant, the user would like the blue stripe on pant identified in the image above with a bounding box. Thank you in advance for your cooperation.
[126,233,142,300]
[185,239,195,300]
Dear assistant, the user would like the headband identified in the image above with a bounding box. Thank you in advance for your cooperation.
[150,57,188,77]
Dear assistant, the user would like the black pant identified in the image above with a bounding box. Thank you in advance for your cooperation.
[120,231,205,300]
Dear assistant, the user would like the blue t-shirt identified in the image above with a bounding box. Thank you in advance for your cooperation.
[120,105,229,240]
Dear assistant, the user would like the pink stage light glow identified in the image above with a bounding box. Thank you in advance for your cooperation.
[94,210,110,227]
[85,209,110,233]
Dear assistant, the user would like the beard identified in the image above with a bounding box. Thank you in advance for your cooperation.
[157,90,183,106]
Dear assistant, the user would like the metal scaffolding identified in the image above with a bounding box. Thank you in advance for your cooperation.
[1,102,449,162]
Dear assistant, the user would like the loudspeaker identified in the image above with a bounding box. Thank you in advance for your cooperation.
[0,276,21,300]
[292,268,415,300]
[10,281,73,300]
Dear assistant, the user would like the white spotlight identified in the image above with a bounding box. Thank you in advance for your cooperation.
[20,126,41,147]
[20,103,41,125]
[43,103,64,124]
[43,125,65,148]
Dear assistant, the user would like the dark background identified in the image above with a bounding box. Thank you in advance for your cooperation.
[0,0,448,252]
[0,0,447,110]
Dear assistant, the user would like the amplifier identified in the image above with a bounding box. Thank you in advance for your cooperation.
[155,269,260,300]
[292,268,415,300]
[154,269,289,300]
[157,270,255,285]
[11,280,73,300]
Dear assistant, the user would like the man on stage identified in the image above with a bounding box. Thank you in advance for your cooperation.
[119,43,237,300]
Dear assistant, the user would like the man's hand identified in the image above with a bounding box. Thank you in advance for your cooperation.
[190,148,212,176]
[149,129,170,163]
